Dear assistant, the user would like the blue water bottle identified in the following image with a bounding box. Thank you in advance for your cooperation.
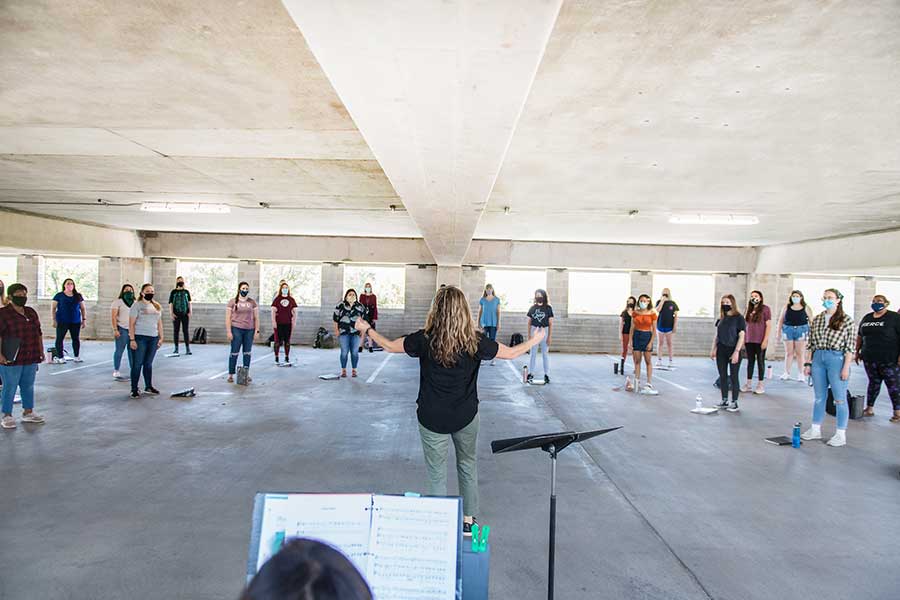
[792,422,801,448]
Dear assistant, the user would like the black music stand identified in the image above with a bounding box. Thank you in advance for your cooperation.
[491,427,621,600]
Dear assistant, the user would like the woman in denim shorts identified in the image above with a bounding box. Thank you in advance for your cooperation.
[777,289,813,381]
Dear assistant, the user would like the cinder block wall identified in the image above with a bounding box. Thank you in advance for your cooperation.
[11,254,894,356]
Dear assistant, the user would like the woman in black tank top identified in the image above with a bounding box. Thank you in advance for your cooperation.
[778,290,813,381]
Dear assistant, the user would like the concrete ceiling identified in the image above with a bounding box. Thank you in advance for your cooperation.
[0,0,418,238]
[480,0,900,245]
[1,0,899,264]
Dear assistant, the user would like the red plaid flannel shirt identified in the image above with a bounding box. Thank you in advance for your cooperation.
[0,304,44,366]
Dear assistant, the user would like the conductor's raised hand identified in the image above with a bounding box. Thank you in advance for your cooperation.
[354,319,371,335]
[531,327,547,343]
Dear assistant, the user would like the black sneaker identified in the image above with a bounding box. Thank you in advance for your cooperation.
[130,391,140,399]
[544,375,550,384]
[369,346,374,353]
[185,348,192,355]
[172,349,179,355]
[463,518,478,537]
[726,401,740,412]
[145,387,160,395]
[526,374,534,384]
[717,399,729,408]
[275,356,280,364]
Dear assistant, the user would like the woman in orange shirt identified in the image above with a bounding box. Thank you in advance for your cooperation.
[630,294,658,394]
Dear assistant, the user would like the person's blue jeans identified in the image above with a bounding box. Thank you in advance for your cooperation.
[113,326,133,372]
[0,363,37,415]
[529,326,550,376]
[811,349,849,429]
[339,333,360,369]
[131,335,159,393]
[229,326,254,374]
[482,326,497,341]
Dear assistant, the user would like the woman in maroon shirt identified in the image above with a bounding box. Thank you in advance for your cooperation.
[0,283,46,429]
[359,282,378,352]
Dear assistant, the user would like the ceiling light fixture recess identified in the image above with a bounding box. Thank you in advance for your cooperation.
[140,203,231,214]
[669,214,759,226]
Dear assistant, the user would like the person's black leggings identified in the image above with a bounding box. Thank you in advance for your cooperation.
[744,342,766,381]
[275,323,293,359]
[173,313,190,350]
[55,323,81,358]
[716,343,742,402]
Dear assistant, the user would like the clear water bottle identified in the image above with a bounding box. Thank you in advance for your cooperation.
[792,422,801,448]
[695,394,703,411]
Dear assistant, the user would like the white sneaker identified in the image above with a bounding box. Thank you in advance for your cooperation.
[795,374,806,383]
[655,359,662,367]
[52,357,65,365]
[740,382,752,393]
[826,430,846,447]
[640,384,659,395]
[801,425,822,441]
[1,415,15,428]
[21,412,45,424]
[72,356,83,363]
[13,394,21,404]
[779,372,791,381]
[113,370,121,379]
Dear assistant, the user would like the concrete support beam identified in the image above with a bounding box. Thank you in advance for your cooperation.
[0,209,143,258]
[755,229,900,276]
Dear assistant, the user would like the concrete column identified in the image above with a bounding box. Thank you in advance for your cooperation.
[151,258,178,341]
[436,266,462,289]
[403,265,437,334]
[546,269,568,318]
[237,260,261,296]
[320,263,344,324]
[16,255,39,295]
[461,266,486,319]
[715,273,747,309]
[630,271,652,298]
[853,277,876,318]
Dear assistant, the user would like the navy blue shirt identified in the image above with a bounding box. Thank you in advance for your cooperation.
[53,292,84,324]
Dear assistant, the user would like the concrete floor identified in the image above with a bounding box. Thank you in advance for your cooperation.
[1,342,898,600]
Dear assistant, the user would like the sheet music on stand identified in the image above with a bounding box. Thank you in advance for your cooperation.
[248,493,462,600]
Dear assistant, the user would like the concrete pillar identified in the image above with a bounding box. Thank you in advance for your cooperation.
[436,265,462,289]
[403,265,437,334]
[853,277,876,318]
[16,255,39,296]
[237,260,261,295]
[461,266,486,319]
[320,263,344,321]
[630,271,652,298]
[546,269,568,318]
[715,273,747,309]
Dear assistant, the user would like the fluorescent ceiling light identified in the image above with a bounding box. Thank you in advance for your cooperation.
[140,202,230,214]
[668,214,759,225]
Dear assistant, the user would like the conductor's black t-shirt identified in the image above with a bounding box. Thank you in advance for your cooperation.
[403,329,499,434]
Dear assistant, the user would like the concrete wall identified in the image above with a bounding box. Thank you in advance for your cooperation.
[0,209,143,258]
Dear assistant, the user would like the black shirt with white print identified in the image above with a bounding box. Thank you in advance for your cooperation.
[858,310,900,364]
[527,304,554,328]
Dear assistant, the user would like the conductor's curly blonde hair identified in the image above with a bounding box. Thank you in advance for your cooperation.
[425,286,480,367]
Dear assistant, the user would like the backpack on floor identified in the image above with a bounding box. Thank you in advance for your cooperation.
[191,327,207,344]
[826,388,865,420]
[510,333,524,346]
[314,327,336,350]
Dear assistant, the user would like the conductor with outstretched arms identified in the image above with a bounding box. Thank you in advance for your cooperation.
[354,285,545,535]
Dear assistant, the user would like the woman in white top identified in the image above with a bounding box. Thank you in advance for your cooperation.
[128,283,164,398]
[110,284,135,379]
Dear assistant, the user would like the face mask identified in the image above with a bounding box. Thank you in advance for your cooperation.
[639,301,648,309]
[365,288,372,293]
[750,297,760,304]
[240,290,249,297]
[176,282,184,288]
[791,296,801,304]
[65,284,74,292]
[822,299,836,310]
[122,292,135,306]
[721,304,732,313]
[872,302,886,312]
[143,293,155,302]
[281,287,289,295]
[11,296,27,307]
[627,302,635,308]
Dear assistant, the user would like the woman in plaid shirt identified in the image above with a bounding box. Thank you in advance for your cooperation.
[801,288,854,447]
[0,283,46,429]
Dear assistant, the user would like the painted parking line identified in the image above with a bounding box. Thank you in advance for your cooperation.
[49,360,108,375]
[366,353,394,383]
[207,352,274,380]
[652,374,689,391]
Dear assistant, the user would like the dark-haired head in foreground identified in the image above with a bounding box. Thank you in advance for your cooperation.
[240,539,372,600]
